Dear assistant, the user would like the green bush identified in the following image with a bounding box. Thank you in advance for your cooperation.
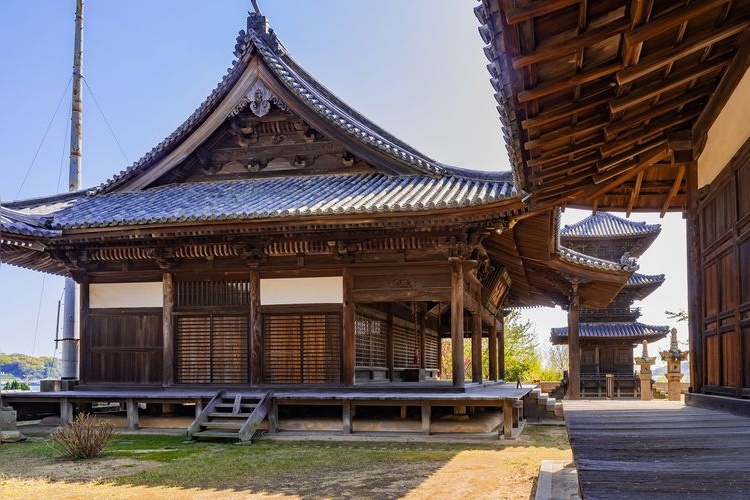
[2,379,31,390]
[48,413,114,459]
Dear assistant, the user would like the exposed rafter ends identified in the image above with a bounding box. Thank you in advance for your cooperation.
[479,0,749,212]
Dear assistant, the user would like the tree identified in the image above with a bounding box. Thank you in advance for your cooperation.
[665,309,688,322]
[503,310,542,383]
[544,345,568,380]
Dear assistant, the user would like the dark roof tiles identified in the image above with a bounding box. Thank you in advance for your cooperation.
[561,212,661,238]
[52,172,517,229]
[550,322,670,339]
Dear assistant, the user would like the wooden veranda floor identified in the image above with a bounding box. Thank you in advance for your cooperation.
[564,400,750,499]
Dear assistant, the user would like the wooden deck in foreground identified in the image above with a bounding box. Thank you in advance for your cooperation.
[564,400,750,499]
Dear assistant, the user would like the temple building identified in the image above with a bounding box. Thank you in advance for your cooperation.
[0,10,637,437]
[550,212,669,397]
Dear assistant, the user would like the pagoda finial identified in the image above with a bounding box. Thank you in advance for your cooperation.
[669,327,679,353]
[640,340,649,359]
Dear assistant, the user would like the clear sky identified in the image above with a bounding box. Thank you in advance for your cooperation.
[0,1,687,362]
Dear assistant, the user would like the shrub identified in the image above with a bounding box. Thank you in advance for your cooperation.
[48,413,114,459]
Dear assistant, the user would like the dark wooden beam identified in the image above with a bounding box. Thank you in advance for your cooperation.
[624,0,732,47]
[626,171,644,216]
[249,269,262,385]
[587,144,671,200]
[660,165,685,216]
[617,19,749,85]
[518,63,623,103]
[610,56,730,113]
[450,258,465,387]
[498,316,505,380]
[342,267,355,386]
[162,272,174,387]
[506,0,581,25]
[513,17,629,69]
[489,318,498,381]
[685,161,703,392]
[387,304,395,381]
[521,92,611,130]
[568,284,581,400]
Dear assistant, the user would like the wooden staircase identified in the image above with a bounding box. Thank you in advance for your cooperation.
[187,390,272,443]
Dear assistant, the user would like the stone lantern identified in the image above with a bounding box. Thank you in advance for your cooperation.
[660,328,688,401]
[635,340,656,400]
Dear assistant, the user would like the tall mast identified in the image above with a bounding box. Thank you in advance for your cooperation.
[61,0,83,380]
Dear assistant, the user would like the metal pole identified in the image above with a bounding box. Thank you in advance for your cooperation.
[61,0,83,380]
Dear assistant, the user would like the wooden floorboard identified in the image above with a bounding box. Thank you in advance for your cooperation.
[564,400,750,500]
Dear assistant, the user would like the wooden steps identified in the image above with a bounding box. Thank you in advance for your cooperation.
[187,390,272,443]
[524,387,564,420]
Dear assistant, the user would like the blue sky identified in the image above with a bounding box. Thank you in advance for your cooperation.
[0,1,686,360]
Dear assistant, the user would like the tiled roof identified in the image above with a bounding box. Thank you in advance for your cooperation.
[51,172,517,229]
[550,322,670,339]
[0,207,58,238]
[626,273,665,287]
[558,246,638,272]
[561,212,661,238]
[98,12,446,193]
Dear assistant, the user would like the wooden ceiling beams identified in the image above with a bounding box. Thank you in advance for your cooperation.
[485,0,749,212]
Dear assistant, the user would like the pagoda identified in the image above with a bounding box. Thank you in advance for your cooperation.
[550,212,670,398]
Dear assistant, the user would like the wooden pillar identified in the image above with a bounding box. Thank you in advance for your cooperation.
[249,269,262,386]
[450,259,465,387]
[489,318,498,381]
[568,284,581,400]
[419,304,426,370]
[342,400,352,434]
[78,279,89,383]
[685,161,704,393]
[268,400,279,433]
[60,398,73,425]
[498,315,505,381]
[126,399,139,431]
[162,272,174,386]
[386,304,395,381]
[502,399,513,438]
[471,304,482,383]
[194,399,204,419]
[421,402,431,435]
[342,268,356,386]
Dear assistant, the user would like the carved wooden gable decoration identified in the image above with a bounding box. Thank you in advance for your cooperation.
[100,12,442,194]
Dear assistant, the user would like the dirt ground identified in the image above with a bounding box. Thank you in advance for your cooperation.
[0,426,571,499]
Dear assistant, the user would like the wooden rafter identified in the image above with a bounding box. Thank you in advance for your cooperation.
[660,165,685,216]
[518,63,622,103]
[624,0,733,47]
[626,171,644,216]
[505,0,581,25]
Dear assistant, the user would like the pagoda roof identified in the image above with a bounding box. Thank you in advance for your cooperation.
[561,212,661,239]
[550,322,670,344]
[37,171,516,230]
[626,273,665,287]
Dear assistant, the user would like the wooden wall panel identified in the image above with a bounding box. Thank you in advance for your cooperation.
[355,306,387,368]
[86,309,163,384]
[175,314,249,384]
[698,141,750,396]
[263,312,342,384]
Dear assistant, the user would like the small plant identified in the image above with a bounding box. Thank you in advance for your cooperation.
[48,413,114,459]
[2,379,31,390]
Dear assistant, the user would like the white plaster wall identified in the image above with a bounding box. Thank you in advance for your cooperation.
[89,282,163,309]
[260,277,343,305]
[697,67,750,187]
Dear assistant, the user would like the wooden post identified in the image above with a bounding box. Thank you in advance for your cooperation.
[60,398,73,425]
[498,316,505,381]
[387,304,394,381]
[162,273,174,386]
[421,401,431,435]
[568,284,581,400]
[489,318,498,381]
[502,399,513,438]
[194,399,203,419]
[126,399,139,431]
[342,399,352,434]
[268,400,279,433]
[249,269,262,386]
[685,160,703,393]
[450,259,465,387]
[472,307,482,383]
[78,279,89,383]
[419,304,426,370]
[343,268,355,386]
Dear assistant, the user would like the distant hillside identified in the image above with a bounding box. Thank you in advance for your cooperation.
[652,361,690,377]
[0,353,58,380]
